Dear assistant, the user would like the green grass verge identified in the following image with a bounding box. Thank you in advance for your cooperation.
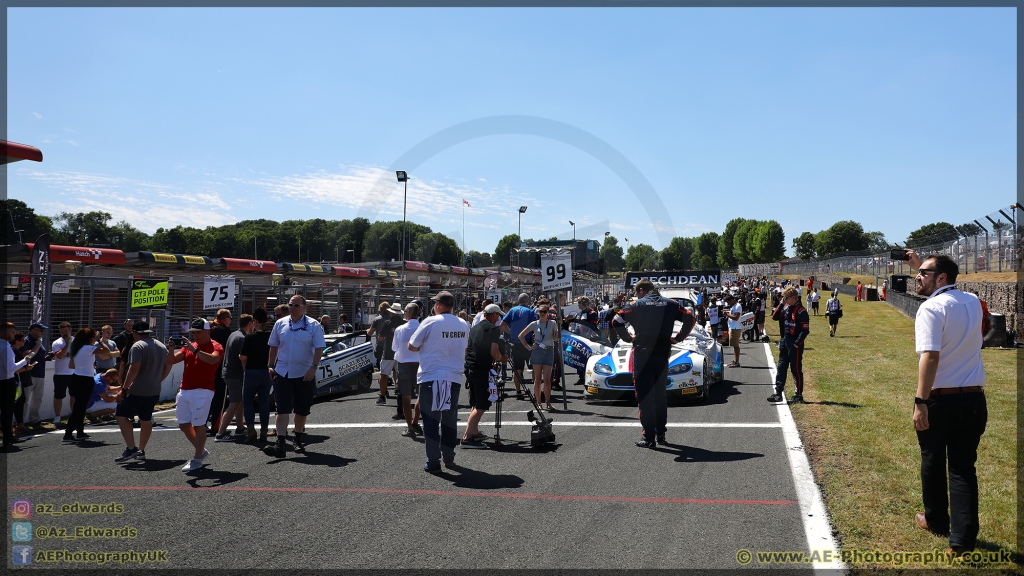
[764,300,1018,572]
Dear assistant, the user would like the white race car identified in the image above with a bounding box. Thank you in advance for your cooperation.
[581,323,724,403]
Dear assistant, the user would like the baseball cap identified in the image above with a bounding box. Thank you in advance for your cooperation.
[132,321,153,334]
[431,291,455,306]
[483,304,502,315]
[29,322,48,330]
[188,318,211,332]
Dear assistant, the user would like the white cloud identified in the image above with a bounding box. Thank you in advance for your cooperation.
[66,140,79,147]
[18,169,233,233]
[32,112,43,119]
[246,164,537,225]
[63,127,76,133]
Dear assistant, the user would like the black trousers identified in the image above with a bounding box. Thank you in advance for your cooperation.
[916,391,987,549]
[1,378,18,445]
[65,375,95,437]
[632,350,669,441]
[208,376,226,429]
[774,338,804,395]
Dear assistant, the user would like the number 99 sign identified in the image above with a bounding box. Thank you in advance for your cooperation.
[540,253,573,292]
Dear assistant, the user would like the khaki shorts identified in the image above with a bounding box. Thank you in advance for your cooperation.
[729,329,742,348]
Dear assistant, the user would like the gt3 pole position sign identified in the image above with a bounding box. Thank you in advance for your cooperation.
[203,276,235,310]
[540,252,572,292]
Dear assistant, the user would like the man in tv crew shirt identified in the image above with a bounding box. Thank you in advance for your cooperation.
[265,295,326,458]
[114,321,170,463]
[612,279,695,448]
[767,286,810,404]
[408,291,469,472]
[165,318,224,472]
[906,250,986,557]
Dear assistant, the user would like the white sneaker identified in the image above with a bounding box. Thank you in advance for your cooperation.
[200,448,210,461]
[181,458,203,472]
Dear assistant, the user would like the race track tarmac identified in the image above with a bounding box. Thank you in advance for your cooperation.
[5,340,818,570]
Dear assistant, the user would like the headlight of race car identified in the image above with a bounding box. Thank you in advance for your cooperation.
[668,361,692,375]
[593,362,614,375]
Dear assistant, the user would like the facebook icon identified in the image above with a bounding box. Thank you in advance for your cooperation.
[12,545,32,565]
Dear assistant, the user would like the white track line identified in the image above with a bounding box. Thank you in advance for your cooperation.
[764,342,845,573]
[22,421,781,435]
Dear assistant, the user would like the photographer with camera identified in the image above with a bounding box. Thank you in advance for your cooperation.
[165,319,224,472]
[2,322,40,449]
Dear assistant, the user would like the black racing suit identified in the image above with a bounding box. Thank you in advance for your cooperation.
[771,303,810,395]
[613,293,696,442]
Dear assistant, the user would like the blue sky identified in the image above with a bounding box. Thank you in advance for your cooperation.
[7,7,1016,257]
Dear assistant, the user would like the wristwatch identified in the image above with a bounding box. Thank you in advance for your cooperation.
[914,397,927,405]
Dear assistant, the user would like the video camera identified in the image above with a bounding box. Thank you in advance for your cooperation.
[491,337,555,448]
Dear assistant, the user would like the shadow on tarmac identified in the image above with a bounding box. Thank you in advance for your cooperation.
[486,440,561,454]
[185,469,250,487]
[654,443,764,463]
[805,400,862,408]
[266,452,356,468]
[123,459,188,472]
[436,464,525,490]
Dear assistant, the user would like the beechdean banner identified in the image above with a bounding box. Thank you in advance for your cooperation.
[30,234,51,324]
[623,270,722,289]
[131,279,169,309]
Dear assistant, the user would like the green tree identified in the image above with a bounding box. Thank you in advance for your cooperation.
[792,232,817,260]
[826,220,868,254]
[733,219,758,264]
[494,234,521,266]
[906,222,959,247]
[718,218,746,268]
[625,243,658,271]
[466,250,493,267]
[2,199,54,244]
[748,220,785,263]
[862,231,889,253]
[692,232,719,269]
[813,230,834,259]
[108,221,149,252]
[956,222,983,237]
[660,237,694,270]
[413,232,463,265]
[600,235,625,272]
[52,211,115,246]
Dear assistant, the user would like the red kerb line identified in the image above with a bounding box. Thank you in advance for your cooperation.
[7,485,796,506]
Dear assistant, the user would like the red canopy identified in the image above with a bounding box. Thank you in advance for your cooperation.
[3,140,43,164]
[26,243,126,265]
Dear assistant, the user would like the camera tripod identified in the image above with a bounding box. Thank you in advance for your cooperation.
[491,348,556,448]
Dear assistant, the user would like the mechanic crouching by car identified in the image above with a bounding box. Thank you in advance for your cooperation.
[767,286,810,404]
[612,279,696,448]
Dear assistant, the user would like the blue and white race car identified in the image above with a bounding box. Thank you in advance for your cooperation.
[560,293,724,403]
[312,331,376,397]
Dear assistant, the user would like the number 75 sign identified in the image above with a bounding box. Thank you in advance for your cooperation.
[540,253,572,292]
[203,276,236,310]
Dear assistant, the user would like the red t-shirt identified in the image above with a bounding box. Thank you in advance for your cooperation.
[179,340,223,391]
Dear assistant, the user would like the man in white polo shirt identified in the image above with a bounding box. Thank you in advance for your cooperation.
[392,302,422,437]
[264,295,326,458]
[907,250,986,557]
[408,291,468,472]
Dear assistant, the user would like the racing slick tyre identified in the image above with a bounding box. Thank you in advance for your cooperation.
[700,359,711,402]
[356,369,372,392]
[742,328,755,342]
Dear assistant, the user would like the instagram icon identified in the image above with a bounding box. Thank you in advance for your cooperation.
[11,499,32,519]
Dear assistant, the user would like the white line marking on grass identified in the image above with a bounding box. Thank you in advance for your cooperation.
[763,342,846,573]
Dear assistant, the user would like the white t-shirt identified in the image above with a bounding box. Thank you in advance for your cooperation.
[71,344,99,377]
[408,313,469,384]
[392,318,420,363]
[727,303,744,330]
[915,286,985,389]
[811,291,821,303]
[52,337,73,375]
[707,306,719,324]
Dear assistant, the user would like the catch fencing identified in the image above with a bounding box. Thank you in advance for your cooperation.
[780,205,1021,280]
